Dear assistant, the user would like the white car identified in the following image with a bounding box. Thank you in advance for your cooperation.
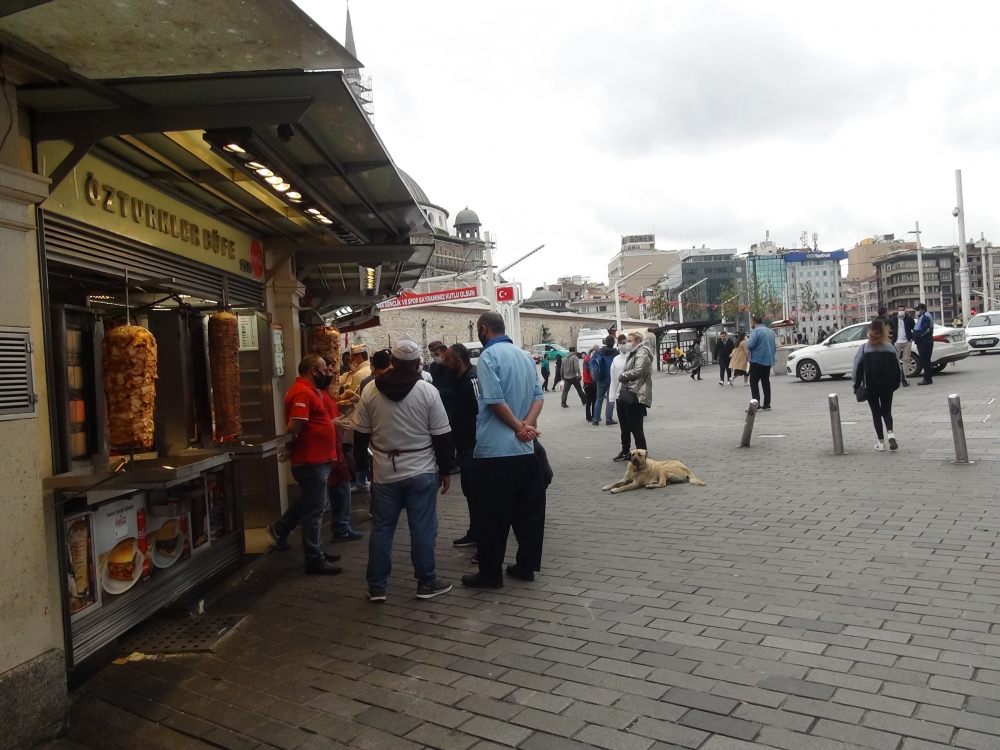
[786,321,969,382]
[965,311,1000,354]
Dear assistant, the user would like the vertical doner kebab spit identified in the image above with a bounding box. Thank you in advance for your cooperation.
[102,325,158,449]
[208,311,241,441]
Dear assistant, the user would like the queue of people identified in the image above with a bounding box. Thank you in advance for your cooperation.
[268,313,548,601]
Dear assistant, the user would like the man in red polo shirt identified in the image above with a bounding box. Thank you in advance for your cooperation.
[267,354,342,574]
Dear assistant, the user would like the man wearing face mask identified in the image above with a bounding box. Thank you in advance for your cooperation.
[442,343,480,548]
[609,335,632,462]
[893,306,914,387]
[426,341,453,391]
[266,355,342,575]
[342,344,371,394]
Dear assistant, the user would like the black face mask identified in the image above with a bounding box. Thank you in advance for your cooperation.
[314,369,332,390]
[478,327,488,347]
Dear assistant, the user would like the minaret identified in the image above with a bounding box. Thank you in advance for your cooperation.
[344,3,374,117]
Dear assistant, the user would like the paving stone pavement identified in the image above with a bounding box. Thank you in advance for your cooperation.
[46,353,1000,750]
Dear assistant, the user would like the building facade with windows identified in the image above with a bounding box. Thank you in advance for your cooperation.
[664,248,738,322]
[608,235,678,318]
[785,251,848,342]
[874,247,958,323]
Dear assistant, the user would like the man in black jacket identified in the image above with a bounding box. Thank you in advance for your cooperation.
[443,343,480,548]
[714,332,735,386]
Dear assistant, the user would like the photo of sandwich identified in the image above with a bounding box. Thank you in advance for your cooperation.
[101,538,141,595]
[154,519,179,556]
[65,512,100,620]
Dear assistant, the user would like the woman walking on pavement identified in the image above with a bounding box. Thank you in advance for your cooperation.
[540,356,550,391]
[688,339,703,381]
[853,318,901,452]
[616,331,653,455]
[582,345,598,421]
[553,354,563,389]
[729,330,750,385]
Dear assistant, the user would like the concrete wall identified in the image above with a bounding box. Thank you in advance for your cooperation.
[350,304,645,354]
[0,91,67,749]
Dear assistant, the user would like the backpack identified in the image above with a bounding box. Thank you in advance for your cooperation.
[589,352,601,379]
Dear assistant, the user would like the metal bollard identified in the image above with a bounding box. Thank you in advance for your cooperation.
[948,394,973,464]
[829,393,847,455]
[740,399,759,447]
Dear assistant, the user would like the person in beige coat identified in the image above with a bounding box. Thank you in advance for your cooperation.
[616,331,653,454]
[728,330,751,385]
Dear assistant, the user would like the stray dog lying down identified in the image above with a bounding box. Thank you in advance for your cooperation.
[601,449,705,494]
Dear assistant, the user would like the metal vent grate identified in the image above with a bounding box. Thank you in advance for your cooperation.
[120,614,245,655]
[0,327,37,421]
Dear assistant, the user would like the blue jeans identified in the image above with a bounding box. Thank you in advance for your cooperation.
[367,472,439,591]
[593,381,613,424]
[276,462,331,567]
[328,481,352,534]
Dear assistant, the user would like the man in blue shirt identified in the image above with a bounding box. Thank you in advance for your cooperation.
[912,302,936,385]
[746,315,777,411]
[463,312,546,589]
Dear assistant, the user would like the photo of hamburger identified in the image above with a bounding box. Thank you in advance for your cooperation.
[153,519,179,557]
[106,539,137,582]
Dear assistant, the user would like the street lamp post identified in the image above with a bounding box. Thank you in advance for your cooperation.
[678,278,707,325]
[613,262,652,331]
[975,233,991,312]
[907,222,926,306]
[955,170,972,324]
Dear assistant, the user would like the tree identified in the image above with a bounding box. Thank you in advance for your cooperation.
[748,278,783,322]
[647,285,671,323]
[716,281,740,323]
[800,280,820,322]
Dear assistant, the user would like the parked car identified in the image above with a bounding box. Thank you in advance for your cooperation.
[531,343,569,362]
[576,328,608,353]
[456,341,483,366]
[965,311,1000,354]
[786,321,968,382]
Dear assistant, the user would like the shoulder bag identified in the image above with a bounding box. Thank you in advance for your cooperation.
[854,344,868,402]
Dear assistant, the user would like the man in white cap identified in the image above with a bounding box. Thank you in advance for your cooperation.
[343,344,372,394]
[351,335,455,601]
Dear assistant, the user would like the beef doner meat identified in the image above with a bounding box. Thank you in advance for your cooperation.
[209,311,241,440]
[308,325,340,364]
[102,325,158,449]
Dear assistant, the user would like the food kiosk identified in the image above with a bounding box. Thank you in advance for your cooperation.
[39,152,285,669]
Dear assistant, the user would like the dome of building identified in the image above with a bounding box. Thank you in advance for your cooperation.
[399,169,430,206]
[455,207,481,226]
[527,288,562,301]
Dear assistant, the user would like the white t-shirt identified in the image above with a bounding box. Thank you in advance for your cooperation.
[609,352,628,402]
[896,317,908,344]
[351,379,451,483]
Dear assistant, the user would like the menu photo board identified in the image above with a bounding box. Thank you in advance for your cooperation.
[65,512,101,622]
[91,493,150,601]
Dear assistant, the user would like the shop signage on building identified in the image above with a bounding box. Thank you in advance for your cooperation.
[42,150,263,281]
[377,286,479,310]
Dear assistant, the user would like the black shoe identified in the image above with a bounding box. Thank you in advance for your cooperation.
[591,420,600,426]
[901,381,910,387]
[416,579,453,599]
[561,403,569,408]
[266,523,291,551]
[305,561,342,575]
[761,406,772,411]
[613,452,629,462]
[506,564,535,582]
[453,534,476,547]
[368,589,387,603]
[331,528,363,542]
[606,420,618,425]
[918,380,932,386]
[462,573,503,589]
[324,552,342,563]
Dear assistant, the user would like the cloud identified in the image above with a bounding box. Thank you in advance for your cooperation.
[564,11,911,156]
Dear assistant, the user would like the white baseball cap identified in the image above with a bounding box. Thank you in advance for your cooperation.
[392,336,421,361]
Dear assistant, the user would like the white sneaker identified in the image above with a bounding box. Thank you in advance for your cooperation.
[719,381,725,386]
[887,433,898,451]
[728,378,733,386]
[874,442,886,451]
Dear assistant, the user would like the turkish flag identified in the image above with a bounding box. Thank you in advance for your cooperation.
[496,286,515,302]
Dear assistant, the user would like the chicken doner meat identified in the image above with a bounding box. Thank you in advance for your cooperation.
[209,311,241,441]
[102,325,158,449]
[308,325,340,365]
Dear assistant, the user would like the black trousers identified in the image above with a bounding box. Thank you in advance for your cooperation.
[541,371,549,390]
[749,362,771,408]
[584,383,597,420]
[624,400,647,450]
[561,377,585,406]
[916,340,934,382]
[457,448,476,538]
[616,400,631,454]
[866,386,895,440]
[718,361,732,381]
[470,454,546,582]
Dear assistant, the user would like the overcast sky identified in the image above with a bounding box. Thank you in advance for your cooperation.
[294,0,1000,292]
